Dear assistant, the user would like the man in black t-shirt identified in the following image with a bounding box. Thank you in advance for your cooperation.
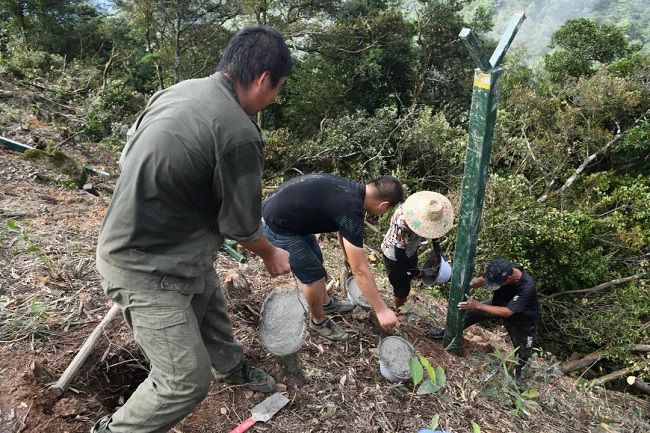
[262,174,404,341]
[431,259,540,380]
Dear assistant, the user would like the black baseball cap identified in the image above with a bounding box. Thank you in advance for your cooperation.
[484,259,514,291]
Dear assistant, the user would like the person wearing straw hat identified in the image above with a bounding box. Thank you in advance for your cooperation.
[381,191,455,312]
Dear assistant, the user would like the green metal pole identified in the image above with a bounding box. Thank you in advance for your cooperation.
[443,12,525,354]
[0,135,34,152]
[443,68,502,354]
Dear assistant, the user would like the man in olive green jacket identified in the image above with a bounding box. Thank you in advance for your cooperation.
[92,26,292,433]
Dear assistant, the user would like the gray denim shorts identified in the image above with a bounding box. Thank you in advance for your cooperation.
[263,223,326,284]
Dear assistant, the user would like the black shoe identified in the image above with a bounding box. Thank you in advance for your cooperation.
[430,327,445,340]
[221,361,276,393]
[514,370,527,391]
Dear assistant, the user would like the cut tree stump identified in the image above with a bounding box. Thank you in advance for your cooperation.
[278,353,305,385]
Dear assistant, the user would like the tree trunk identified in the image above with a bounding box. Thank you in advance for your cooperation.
[174,16,181,84]
[560,351,603,374]
[547,274,643,299]
[538,126,623,202]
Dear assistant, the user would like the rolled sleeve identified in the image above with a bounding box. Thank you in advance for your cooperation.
[214,141,264,242]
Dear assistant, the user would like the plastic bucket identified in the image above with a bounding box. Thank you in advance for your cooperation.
[378,336,416,383]
[346,276,371,309]
[422,257,452,286]
[433,258,452,284]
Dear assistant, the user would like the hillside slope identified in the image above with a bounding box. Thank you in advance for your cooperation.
[1,140,648,433]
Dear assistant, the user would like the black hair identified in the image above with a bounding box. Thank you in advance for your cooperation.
[369,175,404,206]
[217,26,292,88]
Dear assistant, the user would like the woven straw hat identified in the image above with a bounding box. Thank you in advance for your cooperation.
[402,191,454,238]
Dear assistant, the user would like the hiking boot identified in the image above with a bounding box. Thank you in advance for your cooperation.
[323,297,355,314]
[310,317,349,341]
[514,370,527,391]
[429,327,446,340]
[220,361,276,393]
[90,415,111,433]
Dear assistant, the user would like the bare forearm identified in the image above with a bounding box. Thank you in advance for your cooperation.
[240,236,274,259]
[474,303,513,318]
[352,267,388,313]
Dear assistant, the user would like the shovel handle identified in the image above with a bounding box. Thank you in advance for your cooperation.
[228,417,256,433]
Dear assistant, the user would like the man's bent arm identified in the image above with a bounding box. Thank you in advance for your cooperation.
[459,297,514,318]
[240,235,290,277]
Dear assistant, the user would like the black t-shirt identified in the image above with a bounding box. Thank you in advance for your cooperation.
[262,174,366,247]
[491,267,540,326]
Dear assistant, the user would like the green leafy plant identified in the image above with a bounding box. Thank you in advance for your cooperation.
[429,414,440,431]
[0,296,52,342]
[409,355,446,394]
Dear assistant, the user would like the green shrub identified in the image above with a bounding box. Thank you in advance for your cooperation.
[84,79,143,142]
[5,48,64,79]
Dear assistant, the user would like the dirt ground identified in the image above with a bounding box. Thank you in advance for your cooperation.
[1,144,648,433]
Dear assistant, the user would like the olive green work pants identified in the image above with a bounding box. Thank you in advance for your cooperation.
[96,268,243,433]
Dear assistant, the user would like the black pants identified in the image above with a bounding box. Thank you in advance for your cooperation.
[383,248,418,298]
[464,309,538,377]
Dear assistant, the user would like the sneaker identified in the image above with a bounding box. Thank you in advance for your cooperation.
[323,298,355,314]
[429,327,446,340]
[220,361,276,393]
[310,318,349,341]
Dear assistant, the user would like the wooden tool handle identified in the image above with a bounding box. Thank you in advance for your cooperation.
[228,417,256,433]
[50,303,121,396]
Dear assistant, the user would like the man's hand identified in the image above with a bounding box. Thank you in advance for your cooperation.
[458,296,480,310]
[240,236,290,277]
[261,246,290,277]
[376,307,402,330]
[469,277,484,288]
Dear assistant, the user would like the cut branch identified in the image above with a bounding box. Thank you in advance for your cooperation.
[547,274,643,299]
[560,350,603,374]
[538,125,622,202]
[626,376,650,394]
[588,364,642,387]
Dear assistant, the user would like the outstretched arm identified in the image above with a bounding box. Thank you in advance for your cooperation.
[342,236,400,330]
[458,296,514,318]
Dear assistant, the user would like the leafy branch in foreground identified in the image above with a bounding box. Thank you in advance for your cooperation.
[482,348,540,417]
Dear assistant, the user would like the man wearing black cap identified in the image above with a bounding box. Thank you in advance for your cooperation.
[431,259,540,381]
